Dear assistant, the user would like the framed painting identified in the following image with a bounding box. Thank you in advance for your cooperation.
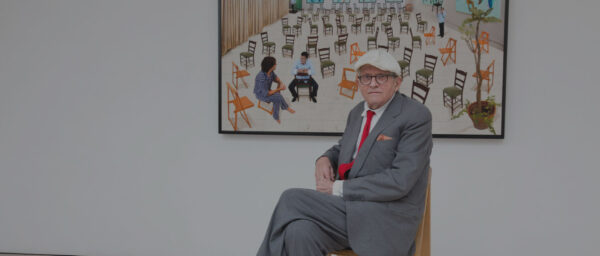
[219,0,508,138]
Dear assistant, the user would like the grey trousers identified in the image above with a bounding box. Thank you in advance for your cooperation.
[257,188,350,256]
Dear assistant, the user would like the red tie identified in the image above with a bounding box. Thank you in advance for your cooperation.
[338,110,375,180]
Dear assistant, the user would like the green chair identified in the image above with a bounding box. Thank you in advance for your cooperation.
[416,12,427,33]
[410,28,422,49]
[239,40,256,69]
[386,27,399,51]
[282,34,295,58]
[261,32,275,56]
[397,47,413,78]
[318,47,335,78]
[443,69,467,115]
[416,54,438,87]
[367,27,379,50]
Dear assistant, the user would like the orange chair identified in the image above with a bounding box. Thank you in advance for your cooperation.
[472,59,495,94]
[328,167,432,256]
[226,82,254,131]
[232,62,250,89]
[438,37,457,66]
[349,42,365,64]
[424,26,436,46]
[473,31,490,54]
[338,68,358,99]
[258,100,273,115]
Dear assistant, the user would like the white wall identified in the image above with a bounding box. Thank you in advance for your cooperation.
[1,0,599,255]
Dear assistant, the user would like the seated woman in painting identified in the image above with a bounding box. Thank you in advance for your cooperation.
[253,56,295,124]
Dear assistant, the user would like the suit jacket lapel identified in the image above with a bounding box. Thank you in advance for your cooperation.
[339,105,364,169]
[348,92,405,179]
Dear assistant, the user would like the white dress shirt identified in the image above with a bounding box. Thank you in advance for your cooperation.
[332,94,396,197]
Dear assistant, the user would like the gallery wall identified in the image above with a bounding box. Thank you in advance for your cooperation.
[1,0,599,256]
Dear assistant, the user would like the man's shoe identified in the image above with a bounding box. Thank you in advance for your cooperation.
[311,97,317,103]
[292,97,298,102]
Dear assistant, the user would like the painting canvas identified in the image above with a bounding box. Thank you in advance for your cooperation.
[219,0,508,138]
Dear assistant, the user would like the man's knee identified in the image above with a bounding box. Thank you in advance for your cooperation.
[284,219,319,244]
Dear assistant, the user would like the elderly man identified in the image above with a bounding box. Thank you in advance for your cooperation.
[257,50,432,256]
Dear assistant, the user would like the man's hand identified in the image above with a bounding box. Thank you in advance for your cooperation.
[316,176,334,195]
[315,157,334,184]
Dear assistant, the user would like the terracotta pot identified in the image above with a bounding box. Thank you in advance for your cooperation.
[467,101,496,130]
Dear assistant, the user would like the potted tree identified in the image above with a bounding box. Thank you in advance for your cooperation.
[453,1,501,134]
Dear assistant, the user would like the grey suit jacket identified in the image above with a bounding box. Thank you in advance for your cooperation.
[321,92,433,256]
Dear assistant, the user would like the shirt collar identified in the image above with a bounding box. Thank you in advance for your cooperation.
[361,93,396,118]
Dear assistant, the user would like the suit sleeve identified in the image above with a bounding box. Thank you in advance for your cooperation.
[342,108,433,202]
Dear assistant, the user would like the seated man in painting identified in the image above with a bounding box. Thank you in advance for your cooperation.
[257,50,433,256]
[289,51,319,103]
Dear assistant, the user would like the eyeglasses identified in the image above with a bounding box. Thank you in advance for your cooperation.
[357,73,397,85]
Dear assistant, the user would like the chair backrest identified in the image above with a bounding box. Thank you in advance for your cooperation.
[386,14,392,22]
[319,47,331,61]
[411,80,430,104]
[322,15,329,24]
[428,26,436,35]
[336,17,342,26]
[355,17,363,25]
[350,42,359,53]
[481,31,490,42]
[338,33,348,43]
[282,17,288,26]
[416,12,422,22]
[454,69,467,91]
[446,37,457,50]
[424,54,437,71]
[285,34,295,45]
[386,27,394,39]
[307,35,318,45]
[260,32,268,43]
[486,59,496,74]
[226,82,242,108]
[342,67,357,83]
[247,40,256,54]
[403,47,413,63]
[297,16,303,25]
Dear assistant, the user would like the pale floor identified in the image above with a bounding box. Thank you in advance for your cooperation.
[221,2,504,135]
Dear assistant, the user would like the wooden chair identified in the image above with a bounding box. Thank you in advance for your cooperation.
[399,17,409,34]
[381,14,393,32]
[319,47,335,78]
[231,62,250,89]
[424,26,436,46]
[323,16,333,36]
[367,27,379,51]
[306,35,319,58]
[397,47,413,78]
[349,42,365,65]
[293,16,303,36]
[351,17,363,34]
[416,54,438,87]
[258,100,273,115]
[282,17,290,35]
[386,27,400,51]
[443,69,467,115]
[439,37,457,66]
[261,32,275,56]
[472,59,495,93]
[411,80,430,104]
[347,8,356,23]
[312,9,320,22]
[239,40,256,69]
[473,31,490,54]
[282,34,295,58]
[338,68,358,99]
[410,28,422,50]
[365,17,376,34]
[294,74,313,102]
[335,9,345,23]
[328,167,432,256]
[309,19,318,35]
[416,12,427,33]
[336,16,347,35]
[335,33,349,55]
[226,82,254,131]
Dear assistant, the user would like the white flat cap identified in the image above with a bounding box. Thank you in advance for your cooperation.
[354,50,401,76]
